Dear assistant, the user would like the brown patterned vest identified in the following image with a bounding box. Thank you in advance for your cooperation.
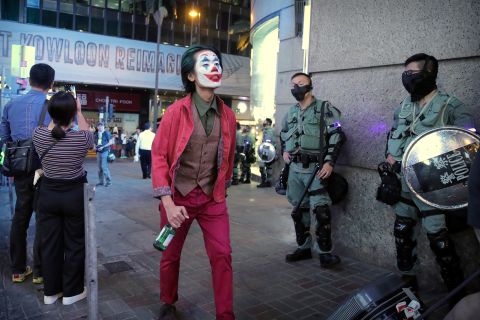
[175,103,220,196]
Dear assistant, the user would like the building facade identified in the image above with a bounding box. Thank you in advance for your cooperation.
[251,0,480,288]
[0,0,252,132]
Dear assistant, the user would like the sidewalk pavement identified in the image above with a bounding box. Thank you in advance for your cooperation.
[0,159,449,319]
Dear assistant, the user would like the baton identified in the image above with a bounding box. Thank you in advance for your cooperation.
[291,163,322,219]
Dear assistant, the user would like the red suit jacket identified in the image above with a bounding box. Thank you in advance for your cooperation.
[152,93,237,203]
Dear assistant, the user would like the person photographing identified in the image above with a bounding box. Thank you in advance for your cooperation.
[32,91,94,305]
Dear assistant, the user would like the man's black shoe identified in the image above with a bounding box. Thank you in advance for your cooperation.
[256,181,272,188]
[95,182,104,187]
[159,304,176,319]
[285,248,312,262]
[319,253,341,268]
[231,179,239,185]
[241,179,251,184]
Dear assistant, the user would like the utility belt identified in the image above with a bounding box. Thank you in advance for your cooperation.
[291,153,323,168]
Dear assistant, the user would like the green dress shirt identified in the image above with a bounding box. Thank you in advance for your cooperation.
[193,92,219,136]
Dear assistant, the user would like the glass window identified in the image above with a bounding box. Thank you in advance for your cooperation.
[135,0,146,15]
[59,0,74,13]
[1,0,19,21]
[59,12,73,29]
[218,12,228,31]
[120,0,132,13]
[42,0,57,10]
[106,9,119,36]
[163,22,174,43]
[91,7,104,34]
[134,17,146,41]
[76,15,89,32]
[26,7,40,24]
[42,10,57,27]
[91,0,106,8]
[76,4,89,16]
[27,0,40,8]
[108,0,120,10]
[173,29,187,47]
[146,21,156,42]
[220,39,228,53]
[120,12,133,38]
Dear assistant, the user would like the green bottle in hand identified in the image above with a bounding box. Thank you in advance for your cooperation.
[153,224,176,251]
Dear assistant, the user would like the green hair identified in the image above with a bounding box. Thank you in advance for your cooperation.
[181,45,223,93]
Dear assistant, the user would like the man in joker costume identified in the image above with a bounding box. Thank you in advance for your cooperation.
[152,45,237,319]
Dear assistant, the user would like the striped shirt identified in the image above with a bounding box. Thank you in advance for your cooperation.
[33,126,94,179]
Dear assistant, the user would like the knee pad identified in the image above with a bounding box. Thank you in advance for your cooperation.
[427,230,460,267]
[314,205,331,225]
[314,205,332,252]
[393,216,417,272]
[393,216,416,238]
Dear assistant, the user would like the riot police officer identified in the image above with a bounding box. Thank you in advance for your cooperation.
[386,53,475,296]
[281,72,346,268]
[257,118,277,188]
[240,126,255,184]
[232,122,242,185]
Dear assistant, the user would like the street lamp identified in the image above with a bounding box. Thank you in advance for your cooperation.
[189,9,199,17]
[189,9,200,45]
[153,2,168,132]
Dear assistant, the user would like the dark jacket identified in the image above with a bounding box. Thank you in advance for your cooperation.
[468,150,480,228]
[94,130,112,153]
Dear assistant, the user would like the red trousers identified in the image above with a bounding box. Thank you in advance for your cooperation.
[159,187,234,320]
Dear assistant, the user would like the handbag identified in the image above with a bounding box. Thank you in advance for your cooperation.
[33,138,59,211]
[326,172,348,204]
[2,101,48,177]
[318,101,348,204]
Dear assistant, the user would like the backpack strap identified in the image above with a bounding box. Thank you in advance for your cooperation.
[39,139,59,162]
[38,100,49,126]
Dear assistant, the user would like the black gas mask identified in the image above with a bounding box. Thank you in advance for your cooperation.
[401,59,437,102]
[291,84,312,102]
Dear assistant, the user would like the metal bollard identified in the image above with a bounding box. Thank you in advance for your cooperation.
[84,184,98,320]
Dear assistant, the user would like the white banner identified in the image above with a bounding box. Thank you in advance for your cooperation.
[0,21,250,97]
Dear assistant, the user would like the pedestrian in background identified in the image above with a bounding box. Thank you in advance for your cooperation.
[32,92,93,305]
[121,130,128,158]
[94,123,113,187]
[135,122,155,179]
[0,63,55,284]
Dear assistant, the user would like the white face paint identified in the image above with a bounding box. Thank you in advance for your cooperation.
[194,50,222,88]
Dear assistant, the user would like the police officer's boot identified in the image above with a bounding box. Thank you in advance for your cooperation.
[286,208,312,262]
[314,205,341,268]
[257,168,271,187]
[427,230,466,307]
